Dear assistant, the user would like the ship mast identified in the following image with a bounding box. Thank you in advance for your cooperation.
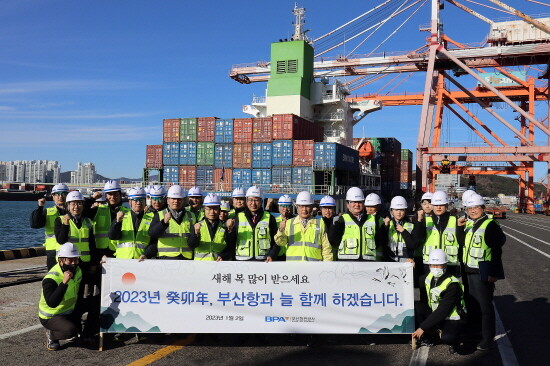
[292,4,308,41]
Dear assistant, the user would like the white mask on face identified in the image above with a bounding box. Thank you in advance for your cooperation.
[430,267,445,278]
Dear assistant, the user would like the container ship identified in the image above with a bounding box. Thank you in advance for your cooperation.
[143,7,412,204]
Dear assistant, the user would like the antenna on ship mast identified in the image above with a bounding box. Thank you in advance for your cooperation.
[292,3,310,42]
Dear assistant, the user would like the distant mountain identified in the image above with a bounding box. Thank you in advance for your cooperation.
[59,171,143,184]
[459,175,546,197]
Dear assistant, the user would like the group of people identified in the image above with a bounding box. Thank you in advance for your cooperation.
[30,181,505,354]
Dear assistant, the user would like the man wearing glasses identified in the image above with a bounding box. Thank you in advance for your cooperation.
[31,183,70,269]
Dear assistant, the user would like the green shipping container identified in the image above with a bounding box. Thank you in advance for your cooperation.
[401,149,412,160]
[196,142,215,165]
[180,118,197,142]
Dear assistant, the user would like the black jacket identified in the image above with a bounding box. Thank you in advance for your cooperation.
[419,272,463,331]
[30,205,66,229]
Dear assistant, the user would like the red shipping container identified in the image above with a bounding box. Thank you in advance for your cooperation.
[214,168,233,191]
[197,117,216,142]
[233,118,253,143]
[292,140,314,166]
[179,166,196,188]
[272,114,324,141]
[163,119,180,142]
[252,117,272,143]
[146,145,163,168]
[233,143,253,168]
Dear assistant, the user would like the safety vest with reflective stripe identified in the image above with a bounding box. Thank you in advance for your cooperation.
[338,213,377,260]
[463,218,493,269]
[38,264,82,319]
[94,206,129,250]
[115,211,153,259]
[187,207,204,222]
[423,216,459,265]
[235,211,271,260]
[44,207,62,251]
[285,217,324,262]
[67,218,92,262]
[425,273,465,321]
[388,221,414,262]
[275,215,295,256]
[157,209,196,258]
[194,221,227,261]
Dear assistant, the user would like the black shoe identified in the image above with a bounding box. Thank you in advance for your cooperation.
[46,331,60,351]
[477,341,496,351]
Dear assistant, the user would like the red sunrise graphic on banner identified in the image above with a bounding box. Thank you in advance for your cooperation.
[122,272,136,285]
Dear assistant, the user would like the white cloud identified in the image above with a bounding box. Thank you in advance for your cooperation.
[0,80,145,95]
[0,106,15,111]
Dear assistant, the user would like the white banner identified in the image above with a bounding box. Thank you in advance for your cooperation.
[100,259,415,334]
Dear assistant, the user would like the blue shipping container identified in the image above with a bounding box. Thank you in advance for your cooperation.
[179,142,196,165]
[214,144,233,168]
[252,169,271,189]
[252,143,272,169]
[271,167,293,186]
[163,166,179,183]
[292,167,313,190]
[163,142,179,165]
[272,140,293,166]
[196,166,214,191]
[233,169,252,190]
[314,142,359,172]
[215,119,234,143]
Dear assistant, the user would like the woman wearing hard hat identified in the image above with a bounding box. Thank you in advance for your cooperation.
[383,196,420,263]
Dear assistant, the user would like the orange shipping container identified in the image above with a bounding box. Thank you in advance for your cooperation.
[252,117,272,143]
[163,119,180,142]
[233,143,253,168]
[146,145,163,168]
[179,166,196,188]
[292,140,314,166]
[214,168,233,191]
[234,118,253,143]
[197,117,216,142]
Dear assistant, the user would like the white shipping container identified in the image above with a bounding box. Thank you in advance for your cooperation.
[488,17,550,44]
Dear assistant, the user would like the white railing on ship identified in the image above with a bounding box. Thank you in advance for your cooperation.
[252,96,266,104]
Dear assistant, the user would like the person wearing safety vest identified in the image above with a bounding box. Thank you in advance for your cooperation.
[147,185,197,259]
[39,243,84,350]
[328,187,387,261]
[412,249,465,355]
[275,194,295,261]
[147,185,167,213]
[187,186,205,222]
[31,183,69,270]
[188,194,233,261]
[109,187,154,259]
[457,193,505,352]
[228,187,247,219]
[412,191,433,286]
[219,201,231,222]
[225,186,278,262]
[364,192,389,260]
[383,196,420,263]
[420,191,461,277]
[54,191,98,289]
[85,180,129,257]
[275,191,333,262]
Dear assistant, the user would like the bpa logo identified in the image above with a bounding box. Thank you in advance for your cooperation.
[265,316,287,322]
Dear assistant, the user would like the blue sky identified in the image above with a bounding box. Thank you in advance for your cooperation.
[0,0,548,181]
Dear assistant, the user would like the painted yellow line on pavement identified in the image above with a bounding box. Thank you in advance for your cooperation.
[126,335,196,366]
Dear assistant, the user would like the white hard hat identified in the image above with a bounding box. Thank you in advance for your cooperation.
[104,180,121,193]
[167,185,186,199]
[346,187,365,202]
[66,191,84,202]
[320,195,336,207]
[296,191,314,205]
[188,186,203,197]
[149,185,167,198]
[462,189,476,204]
[428,249,447,265]
[278,195,293,206]
[232,187,246,198]
[57,242,80,258]
[246,185,262,198]
[365,193,382,206]
[421,192,433,202]
[52,183,69,194]
[431,191,449,205]
[95,192,106,202]
[465,193,485,208]
[203,193,221,206]
[128,187,146,200]
[390,196,408,210]
[220,201,231,212]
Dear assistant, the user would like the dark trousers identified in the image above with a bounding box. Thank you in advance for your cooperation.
[158,255,191,260]
[464,272,495,346]
[415,301,464,345]
[40,314,80,342]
